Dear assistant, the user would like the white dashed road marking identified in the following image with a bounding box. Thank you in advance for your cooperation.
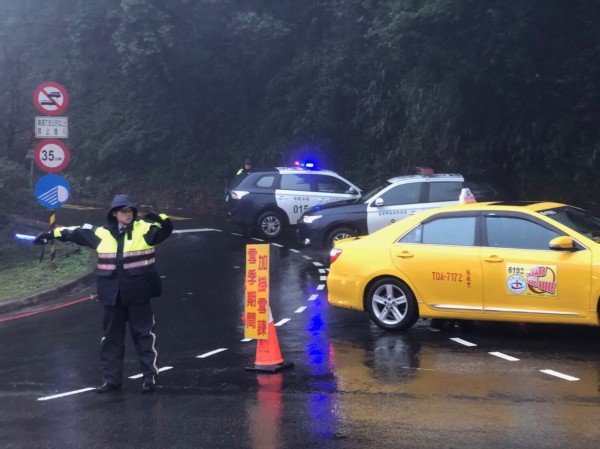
[294,306,307,313]
[450,337,477,347]
[275,318,291,326]
[316,284,325,290]
[173,228,219,233]
[489,351,519,361]
[540,369,579,381]
[38,387,97,401]
[308,294,319,301]
[197,348,228,359]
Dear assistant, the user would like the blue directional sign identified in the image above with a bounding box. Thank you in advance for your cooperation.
[35,174,71,209]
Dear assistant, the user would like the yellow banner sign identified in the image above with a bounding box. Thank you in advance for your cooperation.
[244,244,270,340]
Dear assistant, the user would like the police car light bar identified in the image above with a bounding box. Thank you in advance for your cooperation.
[415,166,434,175]
[294,160,317,169]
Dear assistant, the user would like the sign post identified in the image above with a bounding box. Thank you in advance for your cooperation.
[32,81,71,270]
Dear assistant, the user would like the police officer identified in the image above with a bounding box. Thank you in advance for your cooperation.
[34,194,173,393]
[236,158,253,176]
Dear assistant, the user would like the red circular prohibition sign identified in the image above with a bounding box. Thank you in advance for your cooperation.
[34,139,71,173]
[32,81,70,116]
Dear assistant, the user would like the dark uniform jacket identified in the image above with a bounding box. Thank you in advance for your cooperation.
[54,215,173,306]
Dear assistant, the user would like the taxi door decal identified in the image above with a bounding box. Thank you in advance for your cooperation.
[506,263,557,297]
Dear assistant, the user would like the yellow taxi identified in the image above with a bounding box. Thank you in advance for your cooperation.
[327,199,600,331]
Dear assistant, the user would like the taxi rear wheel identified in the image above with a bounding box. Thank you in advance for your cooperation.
[256,211,285,239]
[326,227,356,248]
[366,278,418,331]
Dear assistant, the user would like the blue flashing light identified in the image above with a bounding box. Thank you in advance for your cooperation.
[294,160,318,170]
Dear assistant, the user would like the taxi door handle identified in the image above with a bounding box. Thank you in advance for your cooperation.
[483,255,504,263]
[396,251,414,259]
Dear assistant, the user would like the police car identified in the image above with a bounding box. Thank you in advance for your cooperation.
[225,165,361,239]
[297,168,466,248]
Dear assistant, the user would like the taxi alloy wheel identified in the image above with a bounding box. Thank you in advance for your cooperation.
[366,277,418,331]
[326,227,356,248]
[257,211,284,239]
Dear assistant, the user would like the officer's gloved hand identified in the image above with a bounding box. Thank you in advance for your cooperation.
[143,212,163,223]
[33,231,54,245]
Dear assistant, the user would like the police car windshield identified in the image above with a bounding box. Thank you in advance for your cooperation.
[360,183,391,202]
[539,206,600,242]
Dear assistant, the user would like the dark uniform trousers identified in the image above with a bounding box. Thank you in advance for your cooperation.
[101,293,158,384]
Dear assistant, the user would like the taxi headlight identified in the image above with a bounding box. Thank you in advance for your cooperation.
[302,215,322,224]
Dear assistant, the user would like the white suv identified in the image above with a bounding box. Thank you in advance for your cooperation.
[297,169,465,248]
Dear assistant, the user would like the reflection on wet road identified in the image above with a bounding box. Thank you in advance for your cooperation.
[1,207,599,448]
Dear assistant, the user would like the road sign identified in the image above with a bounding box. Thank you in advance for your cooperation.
[35,174,71,209]
[35,116,68,138]
[34,139,71,173]
[32,81,69,116]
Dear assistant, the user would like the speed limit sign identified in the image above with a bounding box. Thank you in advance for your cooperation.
[34,139,71,173]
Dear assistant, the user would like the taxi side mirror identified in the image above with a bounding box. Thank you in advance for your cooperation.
[374,197,384,207]
[549,236,577,252]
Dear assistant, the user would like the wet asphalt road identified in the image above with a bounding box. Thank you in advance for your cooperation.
[1,207,599,449]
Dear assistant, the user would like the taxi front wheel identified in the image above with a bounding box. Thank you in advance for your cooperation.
[366,278,419,331]
[256,211,285,239]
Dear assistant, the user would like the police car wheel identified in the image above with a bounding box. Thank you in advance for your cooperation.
[256,211,285,239]
[326,227,356,248]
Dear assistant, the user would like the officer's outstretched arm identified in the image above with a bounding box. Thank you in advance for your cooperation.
[143,213,173,245]
[54,225,101,249]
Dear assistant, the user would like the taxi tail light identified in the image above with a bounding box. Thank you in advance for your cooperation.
[329,248,342,264]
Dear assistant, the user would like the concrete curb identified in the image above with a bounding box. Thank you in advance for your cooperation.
[0,267,97,316]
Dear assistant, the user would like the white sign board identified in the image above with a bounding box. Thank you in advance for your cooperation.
[35,116,69,139]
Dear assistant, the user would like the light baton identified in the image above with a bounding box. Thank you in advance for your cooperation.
[15,233,36,242]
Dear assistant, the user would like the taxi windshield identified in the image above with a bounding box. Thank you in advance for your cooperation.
[539,206,600,242]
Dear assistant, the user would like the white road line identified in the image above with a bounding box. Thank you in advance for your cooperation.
[173,228,219,233]
[319,276,327,281]
[197,348,228,358]
[303,255,312,260]
[129,366,173,379]
[231,232,243,237]
[313,261,324,267]
[450,337,477,347]
[38,387,96,401]
[241,338,252,342]
[308,294,319,301]
[251,237,265,242]
[540,369,579,381]
[275,318,291,326]
[294,306,307,313]
[316,284,325,290]
[319,269,326,274]
[489,351,519,361]
[289,249,300,253]
[271,243,284,248]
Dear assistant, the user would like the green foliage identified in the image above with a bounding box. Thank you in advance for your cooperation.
[0,0,599,212]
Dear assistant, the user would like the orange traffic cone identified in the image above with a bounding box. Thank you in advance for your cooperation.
[246,308,294,373]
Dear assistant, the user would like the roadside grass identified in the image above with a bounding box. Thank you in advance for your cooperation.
[0,244,95,303]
